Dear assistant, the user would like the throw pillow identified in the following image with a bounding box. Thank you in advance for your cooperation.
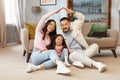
[92,31,106,38]
[25,22,37,39]
[87,24,107,37]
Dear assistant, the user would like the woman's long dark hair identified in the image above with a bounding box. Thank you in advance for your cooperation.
[47,34,67,49]
[42,19,57,40]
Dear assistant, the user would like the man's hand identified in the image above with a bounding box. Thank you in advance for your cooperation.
[63,8,75,14]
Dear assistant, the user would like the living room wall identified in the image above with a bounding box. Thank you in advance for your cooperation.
[111,0,119,29]
[25,0,120,29]
[111,0,120,43]
[25,0,120,43]
[26,0,67,23]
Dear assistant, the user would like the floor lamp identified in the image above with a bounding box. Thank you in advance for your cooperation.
[31,6,41,21]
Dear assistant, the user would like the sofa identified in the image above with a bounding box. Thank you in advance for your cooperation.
[21,22,119,62]
[82,22,119,58]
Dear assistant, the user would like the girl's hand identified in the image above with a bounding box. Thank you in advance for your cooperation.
[68,49,74,53]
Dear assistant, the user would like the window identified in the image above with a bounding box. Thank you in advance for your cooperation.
[4,0,16,24]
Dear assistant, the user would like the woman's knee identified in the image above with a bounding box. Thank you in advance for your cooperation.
[31,58,41,65]
[30,51,44,65]
[49,49,57,53]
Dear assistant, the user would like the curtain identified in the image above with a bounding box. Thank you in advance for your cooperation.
[0,0,6,48]
[5,0,25,44]
[14,0,26,43]
[12,0,22,43]
[0,0,26,48]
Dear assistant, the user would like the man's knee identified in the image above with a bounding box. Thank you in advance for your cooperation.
[90,43,99,50]
[69,53,74,60]
[69,52,77,62]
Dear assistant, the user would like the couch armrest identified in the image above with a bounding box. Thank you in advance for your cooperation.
[107,29,119,46]
[20,28,29,53]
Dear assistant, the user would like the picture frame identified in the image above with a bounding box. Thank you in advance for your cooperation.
[40,0,56,6]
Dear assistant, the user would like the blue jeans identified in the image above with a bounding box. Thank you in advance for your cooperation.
[59,48,69,62]
[30,48,59,69]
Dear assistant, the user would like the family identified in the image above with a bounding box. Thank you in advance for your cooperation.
[26,7,106,75]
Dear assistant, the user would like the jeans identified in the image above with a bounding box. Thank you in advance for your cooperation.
[30,48,59,69]
[59,48,69,62]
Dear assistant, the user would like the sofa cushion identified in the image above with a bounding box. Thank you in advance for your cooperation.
[25,22,37,39]
[87,24,107,37]
[85,37,115,48]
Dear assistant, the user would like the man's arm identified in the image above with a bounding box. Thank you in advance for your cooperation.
[64,8,85,26]
[73,11,89,48]
[74,11,85,24]
[65,8,89,49]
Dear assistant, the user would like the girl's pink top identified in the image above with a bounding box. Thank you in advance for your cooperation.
[34,10,57,50]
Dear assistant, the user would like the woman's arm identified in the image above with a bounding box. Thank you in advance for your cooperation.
[36,8,63,33]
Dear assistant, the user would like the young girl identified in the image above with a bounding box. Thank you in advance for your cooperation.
[47,34,70,67]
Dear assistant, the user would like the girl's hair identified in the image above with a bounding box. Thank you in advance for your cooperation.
[47,34,67,49]
[42,19,57,40]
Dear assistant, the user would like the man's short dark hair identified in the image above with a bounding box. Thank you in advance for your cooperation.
[60,17,70,22]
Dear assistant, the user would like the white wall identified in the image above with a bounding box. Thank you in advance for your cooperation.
[111,0,120,43]
[25,0,120,29]
[111,0,119,30]
[26,0,67,23]
[25,0,120,43]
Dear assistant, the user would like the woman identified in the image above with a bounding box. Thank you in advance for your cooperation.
[47,34,70,67]
[26,8,71,74]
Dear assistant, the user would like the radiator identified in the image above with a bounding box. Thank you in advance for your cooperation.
[6,24,17,43]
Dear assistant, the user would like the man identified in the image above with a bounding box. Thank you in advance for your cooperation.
[60,8,106,72]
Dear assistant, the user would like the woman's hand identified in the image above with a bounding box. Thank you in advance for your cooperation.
[42,48,48,51]
[39,48,48,53]
[55,7,64,13]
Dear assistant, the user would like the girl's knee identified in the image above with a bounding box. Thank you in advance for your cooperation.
[62,48,68,52]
